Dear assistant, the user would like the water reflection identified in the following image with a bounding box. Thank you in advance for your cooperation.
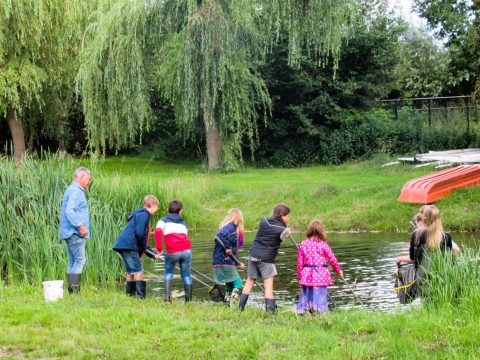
[144,231,479,310]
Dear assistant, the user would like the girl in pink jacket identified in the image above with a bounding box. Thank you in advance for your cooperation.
[296,219,343,313]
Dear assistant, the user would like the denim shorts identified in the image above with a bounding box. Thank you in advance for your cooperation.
[120,250,143,274]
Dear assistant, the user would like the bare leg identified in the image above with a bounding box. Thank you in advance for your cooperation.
[242,277,256,295]
[133,272,144,281]
[263,277,274,299]
[126,274,134,281]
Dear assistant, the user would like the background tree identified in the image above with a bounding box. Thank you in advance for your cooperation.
[255,0,406,166]
[394,29,452,98]
[0,1,93,162]
[77,0,353,169]
[413,0,480,95]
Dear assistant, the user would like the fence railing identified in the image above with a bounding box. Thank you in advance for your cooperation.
[379,95,480,131]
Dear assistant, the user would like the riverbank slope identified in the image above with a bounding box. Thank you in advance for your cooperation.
[0,286,478,359]
[98,156,480,232]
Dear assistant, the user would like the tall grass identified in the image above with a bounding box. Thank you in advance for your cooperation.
[421,248,480,311]
[0,153,169,286]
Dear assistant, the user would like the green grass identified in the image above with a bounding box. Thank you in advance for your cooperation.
[0,285,479,359]
[2,153,480,286]
[96,154,480,232]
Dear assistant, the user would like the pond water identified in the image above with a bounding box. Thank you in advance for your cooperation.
[144,231,479,310]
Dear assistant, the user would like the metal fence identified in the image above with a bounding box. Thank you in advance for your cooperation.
[380,95,480,131]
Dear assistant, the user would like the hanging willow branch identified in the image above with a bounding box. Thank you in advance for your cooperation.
[76,1,151,153]
[258,0,354,69]
[76,0,353,165]
[155,1,270,166]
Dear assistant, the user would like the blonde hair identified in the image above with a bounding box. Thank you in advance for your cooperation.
[306,219,327,241]
[143,195,160,208]
[416,205,443,250]
[218,208,244,235]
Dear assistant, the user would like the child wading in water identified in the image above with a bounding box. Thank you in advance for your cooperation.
[212,208,246,306]
[155,200,193,303]
[296,220,343,313]
[112,195,161,299]
[239,203,291,313]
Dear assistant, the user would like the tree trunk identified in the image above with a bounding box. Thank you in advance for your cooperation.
[58,118,66,154]
[6,107,26,163]
[204,119,223,170]
[27,115,35,153]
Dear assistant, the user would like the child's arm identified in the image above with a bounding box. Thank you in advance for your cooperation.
[154,220,165,253]
[297,246,304,281]
[323,243,342,274]
[143,227,161,259]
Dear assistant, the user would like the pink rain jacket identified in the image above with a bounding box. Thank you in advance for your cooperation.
[297,238,342,287]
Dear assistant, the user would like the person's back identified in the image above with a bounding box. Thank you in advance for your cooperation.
[113,208,152,254]
[154,200,193,303]
[249,216,287,263]
[240,203,291,313]
[112,195,160,299]
[296,220,343,314]
[155,212,191,253]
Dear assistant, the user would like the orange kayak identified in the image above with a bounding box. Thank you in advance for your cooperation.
[398,165,480,204]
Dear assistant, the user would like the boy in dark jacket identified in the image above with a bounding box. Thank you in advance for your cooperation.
[113,195,160,299]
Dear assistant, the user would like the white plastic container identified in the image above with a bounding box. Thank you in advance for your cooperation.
[42,280,64,302]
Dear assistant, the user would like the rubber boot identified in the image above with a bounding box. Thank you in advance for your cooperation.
[164,280,172,303]
[239,293,249,311]
[184,284,193,303]
[125,281,136,297]
[136,280,147,300]
[229,288,242,308]
[68,273,81,294]
[265,298,276,314]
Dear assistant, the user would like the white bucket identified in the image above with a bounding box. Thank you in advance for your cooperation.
[42,280,64,302]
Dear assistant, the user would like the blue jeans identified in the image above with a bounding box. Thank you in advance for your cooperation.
[164,250,192,285]
[65,234,86,274]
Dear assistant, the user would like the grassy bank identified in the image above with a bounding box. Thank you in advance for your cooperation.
[0,285,479,359]
[98,155,480,232]
[2,153,480,286]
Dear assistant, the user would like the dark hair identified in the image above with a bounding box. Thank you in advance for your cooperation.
[168,199,183,214]
[306,219,327,241]
[272,203,290,221]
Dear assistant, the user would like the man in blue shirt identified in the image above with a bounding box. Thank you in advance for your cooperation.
[59,167,92,294]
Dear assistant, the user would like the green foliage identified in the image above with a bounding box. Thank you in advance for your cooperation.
[422,248,480,308]
[394,29,452,97]
[412,0,480,95]
[154,1,271,167]
[76,1,152,152]
[77,0,354,169]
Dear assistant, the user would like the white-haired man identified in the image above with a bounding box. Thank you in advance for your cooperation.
[59,167,92,293]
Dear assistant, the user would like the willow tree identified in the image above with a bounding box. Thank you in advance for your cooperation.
[0,1,62,161]
[77,0,353,169]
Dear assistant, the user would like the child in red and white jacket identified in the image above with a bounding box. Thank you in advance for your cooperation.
[296,219,343,313]
[155,199,192,303]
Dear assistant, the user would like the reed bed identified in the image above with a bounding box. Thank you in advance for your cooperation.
[422,248,480,310]
[0,154,169,286]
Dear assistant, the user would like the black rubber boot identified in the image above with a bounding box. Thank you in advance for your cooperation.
[125,281,136,296]
[136,280,147,300]
[68,273,81,294]
[239,293,249,311]
[164,280,172,303]
[184,284,193,303]
[265,298,276,314]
